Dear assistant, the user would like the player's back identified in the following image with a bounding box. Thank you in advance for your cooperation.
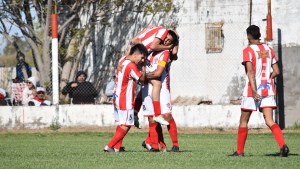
[242,43,277,96]
[138,27,168,50]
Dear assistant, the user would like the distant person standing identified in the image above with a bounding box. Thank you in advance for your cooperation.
[13,52,32,83]
[231,25,289,157]
[62,71,98,104]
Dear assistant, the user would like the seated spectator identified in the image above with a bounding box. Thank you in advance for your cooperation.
[0,88,12,106]
[62,71,98,104]
[28,87,51,106]
[105,76,116,97]
[22,76,38,105]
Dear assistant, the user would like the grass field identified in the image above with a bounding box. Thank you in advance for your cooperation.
[0,128,299,169]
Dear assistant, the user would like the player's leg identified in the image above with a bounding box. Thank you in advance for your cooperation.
[148,116,160,152]
[164,114,179,152]
[134,89,142,129]
[231,96,255,156]
[150,79,169,125]
[104,109,133,152]
[156,123,167,152]
[261,96,289,157]
[234,110,251,156]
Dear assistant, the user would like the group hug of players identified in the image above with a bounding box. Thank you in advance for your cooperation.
[103,25,289,157]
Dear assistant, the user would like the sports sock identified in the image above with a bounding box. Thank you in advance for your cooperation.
[107,126,127,148]
[237,127,248,154]
[149,122,159,149]
[156,123,166,148]
[153,101,161,117]
[270,124,285,148]
[145,133,151,144]
[114,126,125,149]
[167,118,179,147]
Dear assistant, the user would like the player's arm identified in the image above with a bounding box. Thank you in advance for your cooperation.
[146,61,166,79]
[149,38,172,51]
[245,62,260,101]
[138,66,146,82]
[270,63,280,79]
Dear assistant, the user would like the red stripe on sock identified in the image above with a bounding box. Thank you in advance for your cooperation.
[237,127,248,154]
[167,118,179,147]
[153,101,161,117]
[270,124,285,148]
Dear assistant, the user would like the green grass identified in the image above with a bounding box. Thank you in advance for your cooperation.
[0,130,299,169]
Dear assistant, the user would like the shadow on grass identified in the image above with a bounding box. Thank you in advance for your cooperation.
[265,153,299,157]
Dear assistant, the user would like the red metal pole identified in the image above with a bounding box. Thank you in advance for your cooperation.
[266,0,273,41]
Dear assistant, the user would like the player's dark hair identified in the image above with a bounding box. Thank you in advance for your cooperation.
[246,25,261,40]
[168,30,179,46]
[129,44,148,56]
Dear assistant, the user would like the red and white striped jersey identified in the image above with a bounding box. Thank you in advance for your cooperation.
[242,43,278,97]
[114,59,142,110]
[147,50,171,90]
[138,27,168,50]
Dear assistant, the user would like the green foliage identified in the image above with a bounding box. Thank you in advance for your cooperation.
[0,131,299,168]
[144,0,174,14]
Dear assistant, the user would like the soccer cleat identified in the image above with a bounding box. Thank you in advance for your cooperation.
[161,146,167,152]
[149,148,160,152]
[229,151,244,157]
[103,145,115,152]
[153,115,169,125]
[134,116,141,129]
[279,144,289,157]
[142,141,152,151]
[114,146,126,152]
[170,146,180,152]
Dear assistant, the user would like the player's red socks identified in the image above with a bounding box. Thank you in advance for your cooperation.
[237,127,248,154]
[153,101,161,117]
[167,118,179,147]
[149,122,159,149]
[270,124,285,148]
[113,126,125,150]
[107,126,127,148]
[145,133,151,144]
[156,123,166,148]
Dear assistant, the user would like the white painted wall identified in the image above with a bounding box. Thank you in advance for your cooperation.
[0,105,266,129]
[169,0,300,104]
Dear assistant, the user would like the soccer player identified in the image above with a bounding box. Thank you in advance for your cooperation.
[231,25,289,157]
[103,44,148,152]
[141,42,180,152]
[131,26,179,126]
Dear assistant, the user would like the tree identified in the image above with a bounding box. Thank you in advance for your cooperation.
[0,0,180,97]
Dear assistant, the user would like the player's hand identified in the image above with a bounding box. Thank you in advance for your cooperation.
[252,92,261,102]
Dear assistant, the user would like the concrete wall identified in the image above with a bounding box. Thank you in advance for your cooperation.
[0,105,266,129]
[281,46,300,126]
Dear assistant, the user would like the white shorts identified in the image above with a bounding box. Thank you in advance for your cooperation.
[241,96,277,111]
[141,84,172,117]
[113,107,134,126]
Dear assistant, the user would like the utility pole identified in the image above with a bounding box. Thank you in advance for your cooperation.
[51,1,59,105]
